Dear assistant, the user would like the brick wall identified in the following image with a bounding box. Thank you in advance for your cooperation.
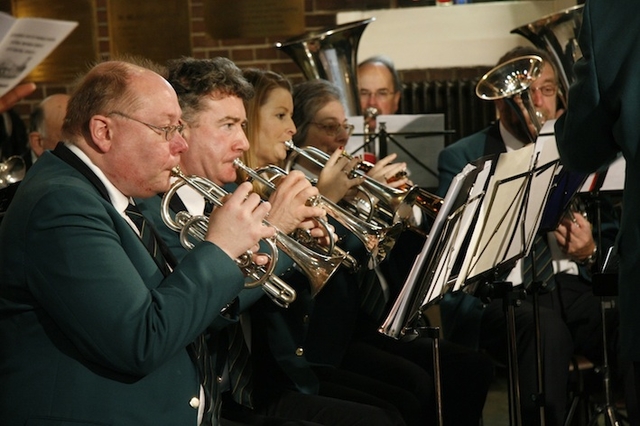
[15,0,487,124]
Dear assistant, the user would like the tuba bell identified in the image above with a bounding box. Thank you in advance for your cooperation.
[275,18,375,117]
[511,4,584,108]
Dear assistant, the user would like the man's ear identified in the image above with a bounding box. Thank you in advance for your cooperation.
[89,115,112,153]
[28,131,44,157]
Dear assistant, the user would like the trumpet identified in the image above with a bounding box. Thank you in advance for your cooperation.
[284,141,443,232]
[161,167,297,307]
[269,152,403,268]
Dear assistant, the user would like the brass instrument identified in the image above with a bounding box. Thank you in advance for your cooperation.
[511,4,584,108]
[236,158,399,270]
[275,18,374,117]
[161,167,297,307]
[0,156,26,189]
[233,158,350,296]
[284,140,443,232]
[476,55,544,143]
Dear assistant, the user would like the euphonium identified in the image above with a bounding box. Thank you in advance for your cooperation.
[0,155,26,189]
[511,4,584,108]
[161,167,297,307]
[476,55,545,143]
[275,18,374,117]
[284,140,443,232]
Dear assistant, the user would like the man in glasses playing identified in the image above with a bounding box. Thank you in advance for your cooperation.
[435,45,620,426]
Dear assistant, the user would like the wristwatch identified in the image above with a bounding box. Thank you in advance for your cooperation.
[579,245,597,267]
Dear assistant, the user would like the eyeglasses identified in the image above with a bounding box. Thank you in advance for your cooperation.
[359,89,396,100]
[311,121,355,138]
[109,111,185,141]
[529,84,558,97]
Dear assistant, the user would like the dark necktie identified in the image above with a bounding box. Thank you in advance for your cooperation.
[225,320,254,408]
[522,234,555,293]
[125,203,218,423]
[124,203,171,276]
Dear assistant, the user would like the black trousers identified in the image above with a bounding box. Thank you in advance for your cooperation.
[338,333,494,426]
[479,273,611,426]
[222,388,406,426]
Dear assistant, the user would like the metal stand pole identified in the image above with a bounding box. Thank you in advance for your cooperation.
[417,326,444,426]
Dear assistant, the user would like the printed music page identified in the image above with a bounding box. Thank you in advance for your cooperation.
[462,144,535,282]
[0,12,76,97]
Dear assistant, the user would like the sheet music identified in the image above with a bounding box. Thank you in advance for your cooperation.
[380,161,475,338]
[517,126,561,256]
[455,144,534,286]
[0,13,77,97]
[433,158,493,297]
[580,154,626,193]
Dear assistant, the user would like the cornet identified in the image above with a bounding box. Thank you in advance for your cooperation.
[0,156,26,189]
[284,140,443,234]
[243,156,402,269]
[233,158,360,273]
[161,167,297,307]
[232,158,351,294]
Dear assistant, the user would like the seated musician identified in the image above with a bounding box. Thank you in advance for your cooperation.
[435,45,621,426]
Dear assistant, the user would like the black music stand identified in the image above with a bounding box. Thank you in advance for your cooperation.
[346,114,448,190]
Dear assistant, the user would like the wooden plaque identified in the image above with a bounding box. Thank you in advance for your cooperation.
[108,0,191,65]
[12,0,98,83]
[205,0,305,39]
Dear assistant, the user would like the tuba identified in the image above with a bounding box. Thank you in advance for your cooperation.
[511,4,584,108]
[0,156,26,189]
[275,18,374,117]
[161,167,297,307]
[476,55,544,144]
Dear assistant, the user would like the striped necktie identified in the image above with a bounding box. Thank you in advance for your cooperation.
[125,203,218,422]
[124,203,171,276]
[225,319,254,408]
[522,234,555,293]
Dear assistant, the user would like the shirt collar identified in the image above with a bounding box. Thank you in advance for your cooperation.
[66,143,130,213]
[499,121,527,153]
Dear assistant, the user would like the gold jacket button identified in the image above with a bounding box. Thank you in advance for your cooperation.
[295,347,304,356]
[189,397,200,409]
[217,376,223,383]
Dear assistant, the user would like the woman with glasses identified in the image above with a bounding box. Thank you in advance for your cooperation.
[290,78,495,426]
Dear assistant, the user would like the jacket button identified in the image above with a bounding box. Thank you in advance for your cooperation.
[295,347,304,356]
[217,376,223,383]
[303,314,310,323]
[189,397,200,409]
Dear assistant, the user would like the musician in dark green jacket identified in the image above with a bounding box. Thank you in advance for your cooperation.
[0,60,274,426]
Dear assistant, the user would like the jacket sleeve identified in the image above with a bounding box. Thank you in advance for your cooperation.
[25,185,244,377]
[554,1,620,173]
